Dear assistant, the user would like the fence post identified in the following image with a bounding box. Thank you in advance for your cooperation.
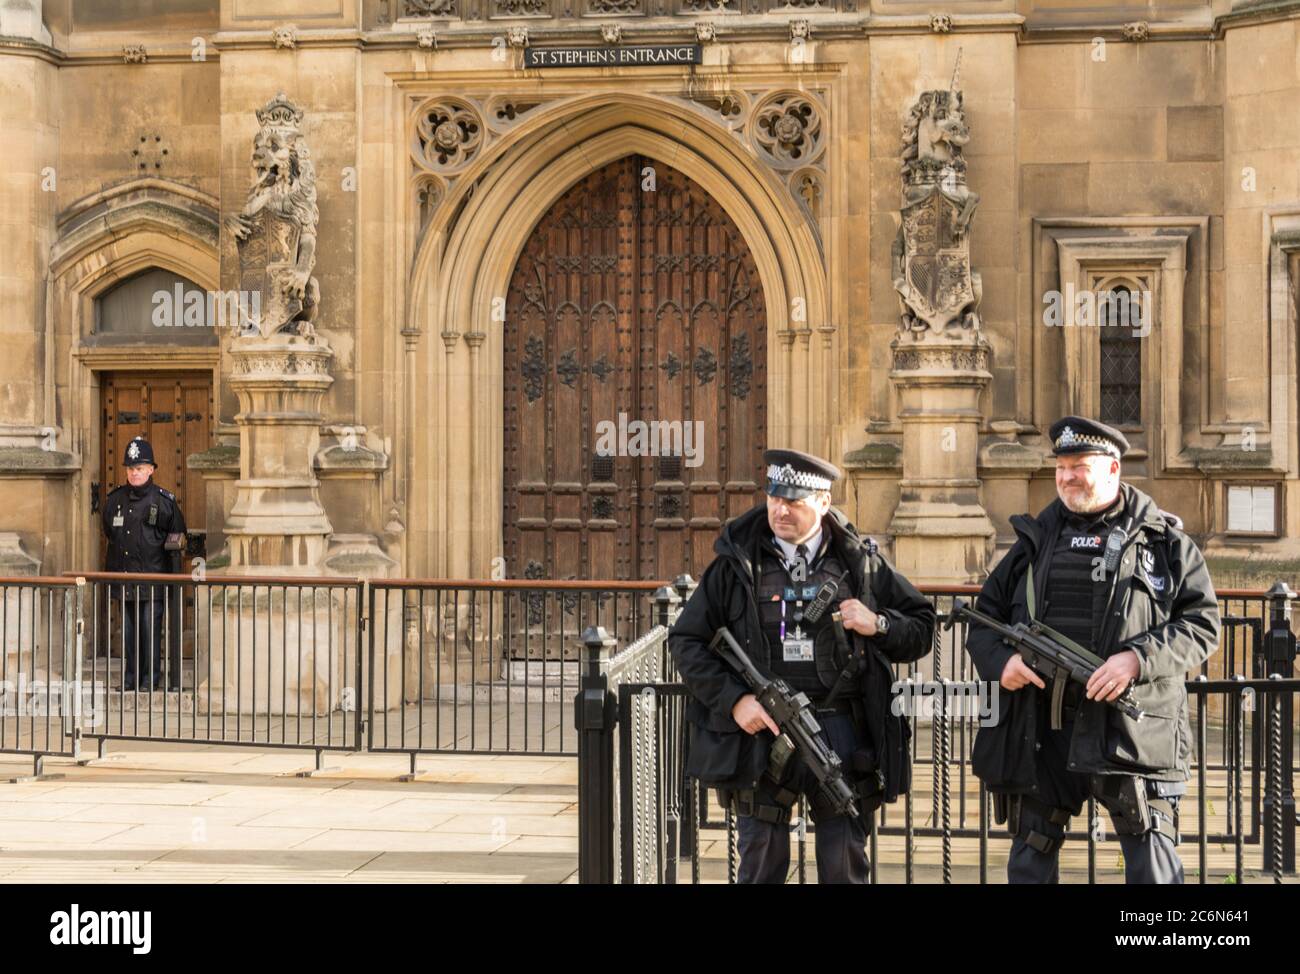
[1262,582,1296,873]
[651,583,689,876]
[672,573,697,609]
[576,625,617,884]
[652,585,683,631]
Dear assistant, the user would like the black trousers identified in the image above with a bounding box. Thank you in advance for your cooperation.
[1008,788,1184,885]
[736,713,870,884]
[118,587,169,689]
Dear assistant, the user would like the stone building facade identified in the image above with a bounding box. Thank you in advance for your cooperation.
[2,0,1299,588]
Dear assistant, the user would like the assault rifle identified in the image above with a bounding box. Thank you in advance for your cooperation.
[708,626,859,819]
[946,598,1145,728]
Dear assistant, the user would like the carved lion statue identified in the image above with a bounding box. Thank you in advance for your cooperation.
[227,93,320,339]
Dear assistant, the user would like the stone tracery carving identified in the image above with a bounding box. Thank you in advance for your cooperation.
[412,99,484,172]
[405,0,457,13]
[750,91,825,170]
[498,0,547,15]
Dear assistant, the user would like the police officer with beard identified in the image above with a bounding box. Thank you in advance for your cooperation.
[965,417,1220,883]
[102,436,187,691]
[669,449,935,883]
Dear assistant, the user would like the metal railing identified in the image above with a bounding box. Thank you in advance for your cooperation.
[0,578,83,772]
[580,582,1300,884]
[1,572,697,773]
[676,677,1299,885]
[69,572,366,766]
[366,578,682,769]
[576,578,694,884]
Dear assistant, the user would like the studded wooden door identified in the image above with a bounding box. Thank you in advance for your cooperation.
[100,371,211,571]
[503,155,767,583]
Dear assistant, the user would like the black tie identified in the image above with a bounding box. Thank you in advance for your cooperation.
[791,543,810,583]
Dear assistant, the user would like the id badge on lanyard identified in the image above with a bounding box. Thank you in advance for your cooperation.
[780,583,817,662]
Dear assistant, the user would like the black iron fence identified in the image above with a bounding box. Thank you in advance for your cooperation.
[366,578,683,770]
[579,583,1300,884]
[0,577,83,773]
[0,571,691,775]
[68,572,366,768]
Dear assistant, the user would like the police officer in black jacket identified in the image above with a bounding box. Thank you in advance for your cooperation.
[965,417,1220,883]
[669,449,936,883]
[101,436,187,691]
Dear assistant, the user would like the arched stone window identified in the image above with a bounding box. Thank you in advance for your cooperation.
[92,268,219,346]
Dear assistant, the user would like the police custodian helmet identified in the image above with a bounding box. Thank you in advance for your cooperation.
[763,448,841,501]
[1048,415,1130,461]
[123,435,157,467]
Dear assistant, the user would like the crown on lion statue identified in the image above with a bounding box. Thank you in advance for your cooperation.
[256,92,304,128]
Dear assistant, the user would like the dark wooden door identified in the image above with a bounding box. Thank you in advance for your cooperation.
[100,371,212,571]
[503,155,766,583]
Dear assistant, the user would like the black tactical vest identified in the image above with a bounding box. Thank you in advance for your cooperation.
[755,535,855,701]
[1040,498,1126,651]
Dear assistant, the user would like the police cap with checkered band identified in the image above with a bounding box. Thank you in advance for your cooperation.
[1048,415,1130,461]
[763,448,841,501]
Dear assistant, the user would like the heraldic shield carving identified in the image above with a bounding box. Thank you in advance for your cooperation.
[891,55,983,339]
[898,188,978,333]
[238,209,305,336]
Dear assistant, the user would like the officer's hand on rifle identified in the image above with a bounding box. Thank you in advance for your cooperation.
[731,694,781,736]
[1084,650,1140,702]
[836,598,880,636]
[1000,655,1046,691]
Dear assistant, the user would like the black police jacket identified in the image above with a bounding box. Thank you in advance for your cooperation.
[101,480,187,575]
[668,504,936,804]
[965,483,1220,791]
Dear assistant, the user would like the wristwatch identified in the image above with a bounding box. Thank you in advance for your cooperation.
[875,612,890,636]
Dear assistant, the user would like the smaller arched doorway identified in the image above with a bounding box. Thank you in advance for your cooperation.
[91,267,217,570]
[502,154,768,582]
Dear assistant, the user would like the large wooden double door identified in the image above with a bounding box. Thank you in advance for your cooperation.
[503,155,768,582]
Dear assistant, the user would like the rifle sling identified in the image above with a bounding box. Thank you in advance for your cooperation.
[1025,561,1108,728]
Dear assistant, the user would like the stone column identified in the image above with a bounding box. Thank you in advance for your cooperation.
[888,340,995,583]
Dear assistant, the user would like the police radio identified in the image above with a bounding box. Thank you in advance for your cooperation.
[1102,517,1133,575]
[802,578,841,626]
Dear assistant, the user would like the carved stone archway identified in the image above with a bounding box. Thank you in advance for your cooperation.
[48,179,221,570]
[406,94,834,579]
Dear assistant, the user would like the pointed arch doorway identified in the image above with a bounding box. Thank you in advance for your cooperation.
[502,154,768,582]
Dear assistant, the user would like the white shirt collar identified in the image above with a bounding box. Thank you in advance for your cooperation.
[773,525,823,568]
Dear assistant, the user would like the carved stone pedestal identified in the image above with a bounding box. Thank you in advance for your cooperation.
[888,338,996,584]
[222,333,334,572]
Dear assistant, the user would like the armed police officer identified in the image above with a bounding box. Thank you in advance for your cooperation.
[965,417,1220,883]
[669,449,936,883]
[102,436,187,692]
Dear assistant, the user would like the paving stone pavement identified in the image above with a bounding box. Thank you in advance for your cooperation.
[0,742,579,884]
